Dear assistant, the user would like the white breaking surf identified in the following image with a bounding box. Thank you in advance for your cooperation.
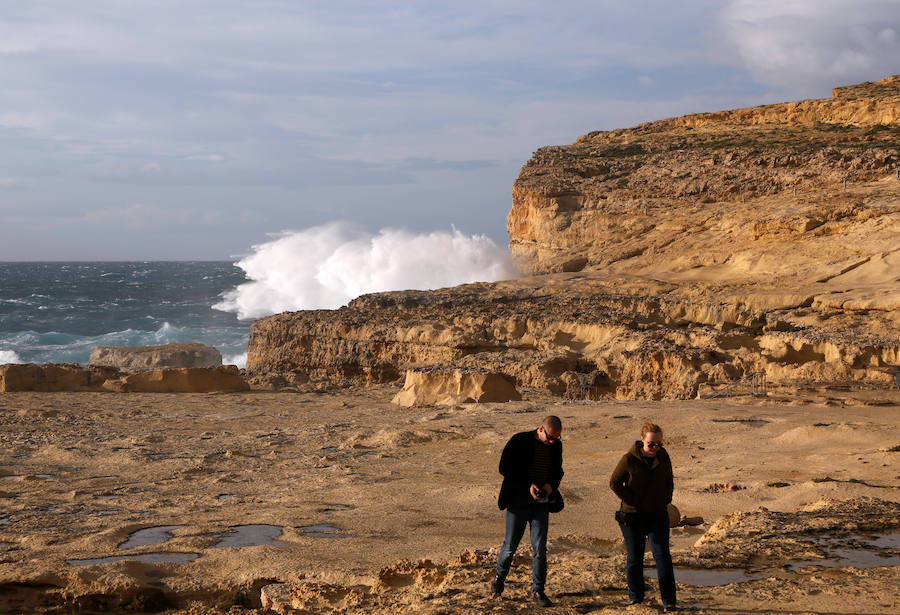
[214,223,516,320]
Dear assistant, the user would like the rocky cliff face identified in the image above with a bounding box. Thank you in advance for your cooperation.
[509,75,900,274]
[247,76,900,399]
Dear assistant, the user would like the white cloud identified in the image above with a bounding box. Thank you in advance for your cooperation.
[186,154,225,162]
[721,0,900,94]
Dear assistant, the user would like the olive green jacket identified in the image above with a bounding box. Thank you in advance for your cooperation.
[609,441,673,519]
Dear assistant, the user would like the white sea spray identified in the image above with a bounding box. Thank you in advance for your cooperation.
[214,223,517,320]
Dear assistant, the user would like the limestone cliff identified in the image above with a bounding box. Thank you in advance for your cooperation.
[509,75,900,274]
[247,76,900,399]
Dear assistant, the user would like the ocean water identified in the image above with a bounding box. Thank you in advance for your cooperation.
[0,262,251,367]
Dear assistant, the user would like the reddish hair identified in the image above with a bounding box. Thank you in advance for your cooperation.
[641,421,662,438]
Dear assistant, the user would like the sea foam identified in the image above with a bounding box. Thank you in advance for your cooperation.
[0,350,22,364]
[214,224,517,320]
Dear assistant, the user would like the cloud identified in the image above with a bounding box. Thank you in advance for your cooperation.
[186,154,225,162]
[0,178,18,189]
[82,203,189,230]
[721,0,900,93]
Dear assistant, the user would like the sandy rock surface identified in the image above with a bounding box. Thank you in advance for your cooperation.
[0,363,121,392]
[102,365,250,393]
[89,343,223,371]
[0,386,898,614]
[392,368,521,406]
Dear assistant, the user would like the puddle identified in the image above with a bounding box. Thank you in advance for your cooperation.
[791,532,900,570]
[67,553,199,566]
[0,517,9,525]
[217,494,234,501]
[666,568,763,587]
[213,524,285,548]
[119,525,185,550]
[297,524,347,538]
[361,452,378,457]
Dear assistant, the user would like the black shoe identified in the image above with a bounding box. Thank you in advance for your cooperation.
[532,591,553,607]
[489,575,504,596]
[663,603,678,612]
[627,599,643,606]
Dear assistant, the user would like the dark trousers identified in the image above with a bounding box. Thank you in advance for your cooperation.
[495,504,550,592]
[618,515,676,605]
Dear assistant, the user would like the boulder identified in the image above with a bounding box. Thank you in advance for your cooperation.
[0,363,121,392]
[101,365,249,393]
[89,342,222,371]
[392,368,521,407]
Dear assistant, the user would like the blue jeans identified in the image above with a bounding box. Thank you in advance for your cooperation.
[495,504,550,592]
[619,515,676,605]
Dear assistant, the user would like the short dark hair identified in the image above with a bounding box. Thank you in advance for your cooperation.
[542,415,562,431]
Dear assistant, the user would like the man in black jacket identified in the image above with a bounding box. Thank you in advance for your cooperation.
[490,415,563,607]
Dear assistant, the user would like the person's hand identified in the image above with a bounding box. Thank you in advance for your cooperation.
[542,483,553,496]
[530,484,545,500]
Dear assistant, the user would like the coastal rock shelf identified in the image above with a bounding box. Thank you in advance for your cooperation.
[246,77,900,399]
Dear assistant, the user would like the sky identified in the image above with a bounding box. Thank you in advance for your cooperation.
[0,0,898,261]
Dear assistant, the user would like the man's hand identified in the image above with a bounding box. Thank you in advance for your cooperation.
[530,484,553,500]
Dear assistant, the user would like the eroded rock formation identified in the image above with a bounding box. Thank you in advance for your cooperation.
[89,342,223,371]
[0,363,121,392]
[247,76,900,399]
[392,368,521,406]
[102,365,249,393]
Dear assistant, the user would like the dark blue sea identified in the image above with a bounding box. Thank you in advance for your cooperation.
[0,262,251,367]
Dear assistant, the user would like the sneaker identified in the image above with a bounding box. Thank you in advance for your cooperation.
[627,599,643,606]
[532,591,553,607]
[489,575,504,596]
[663,603,678,612]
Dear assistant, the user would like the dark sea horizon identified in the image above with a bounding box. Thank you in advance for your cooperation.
[0,261,251,367]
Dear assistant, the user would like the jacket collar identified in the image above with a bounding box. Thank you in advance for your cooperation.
[629,440,660,468]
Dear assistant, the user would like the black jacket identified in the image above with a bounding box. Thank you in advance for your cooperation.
[497,430,564,510]
[609,440,673,519]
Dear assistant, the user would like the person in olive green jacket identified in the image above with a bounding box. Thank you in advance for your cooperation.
[609,422,677,611]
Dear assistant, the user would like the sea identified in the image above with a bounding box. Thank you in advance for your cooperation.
[0,262,251,367]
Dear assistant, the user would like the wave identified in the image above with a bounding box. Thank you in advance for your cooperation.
[213,223,517,320]
[0,350,22,364]
[222,352,247,368]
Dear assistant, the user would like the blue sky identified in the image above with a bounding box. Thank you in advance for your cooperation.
[1,0,898,260]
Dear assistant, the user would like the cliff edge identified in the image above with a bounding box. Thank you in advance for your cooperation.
[248,77,900,399]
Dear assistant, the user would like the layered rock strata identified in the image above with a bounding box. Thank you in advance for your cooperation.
[392,368,521,406]
[102,366,250,393]
[0,363,121,392]
[247,77,900,399]
[89,342,222,371]
[0,363,249,393]
[509,75,900,274]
